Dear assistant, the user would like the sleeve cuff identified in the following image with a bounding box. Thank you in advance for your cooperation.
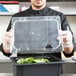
[0,44,11,57]
[63,50,74,57]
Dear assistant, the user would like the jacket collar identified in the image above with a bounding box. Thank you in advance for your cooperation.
[29,6,49,15]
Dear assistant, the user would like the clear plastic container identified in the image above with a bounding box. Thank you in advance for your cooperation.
[11,16,62,54]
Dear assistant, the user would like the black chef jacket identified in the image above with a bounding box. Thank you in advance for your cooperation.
[0,6,74,58]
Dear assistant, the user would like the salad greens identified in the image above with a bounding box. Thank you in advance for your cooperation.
[17,57,51,64]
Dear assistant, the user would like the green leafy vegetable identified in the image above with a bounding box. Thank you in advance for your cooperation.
[17,57,50,64]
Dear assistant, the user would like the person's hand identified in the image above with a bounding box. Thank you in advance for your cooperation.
[2,30,13,53]
[59,30,73,47]
[58,30,73,54]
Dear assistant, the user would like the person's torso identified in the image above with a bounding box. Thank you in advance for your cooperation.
[12,6,63,59]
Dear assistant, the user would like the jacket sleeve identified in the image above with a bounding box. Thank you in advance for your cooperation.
[60,13,75,57]
[0,19,12,57]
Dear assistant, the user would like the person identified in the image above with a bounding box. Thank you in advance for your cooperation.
[0,0,74,58]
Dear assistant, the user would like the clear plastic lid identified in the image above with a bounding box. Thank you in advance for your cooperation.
[11,16,62,54]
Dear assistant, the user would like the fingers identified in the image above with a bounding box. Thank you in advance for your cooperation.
[58,30,73,47]
[2,30,13,53]
[4,32,11,42]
